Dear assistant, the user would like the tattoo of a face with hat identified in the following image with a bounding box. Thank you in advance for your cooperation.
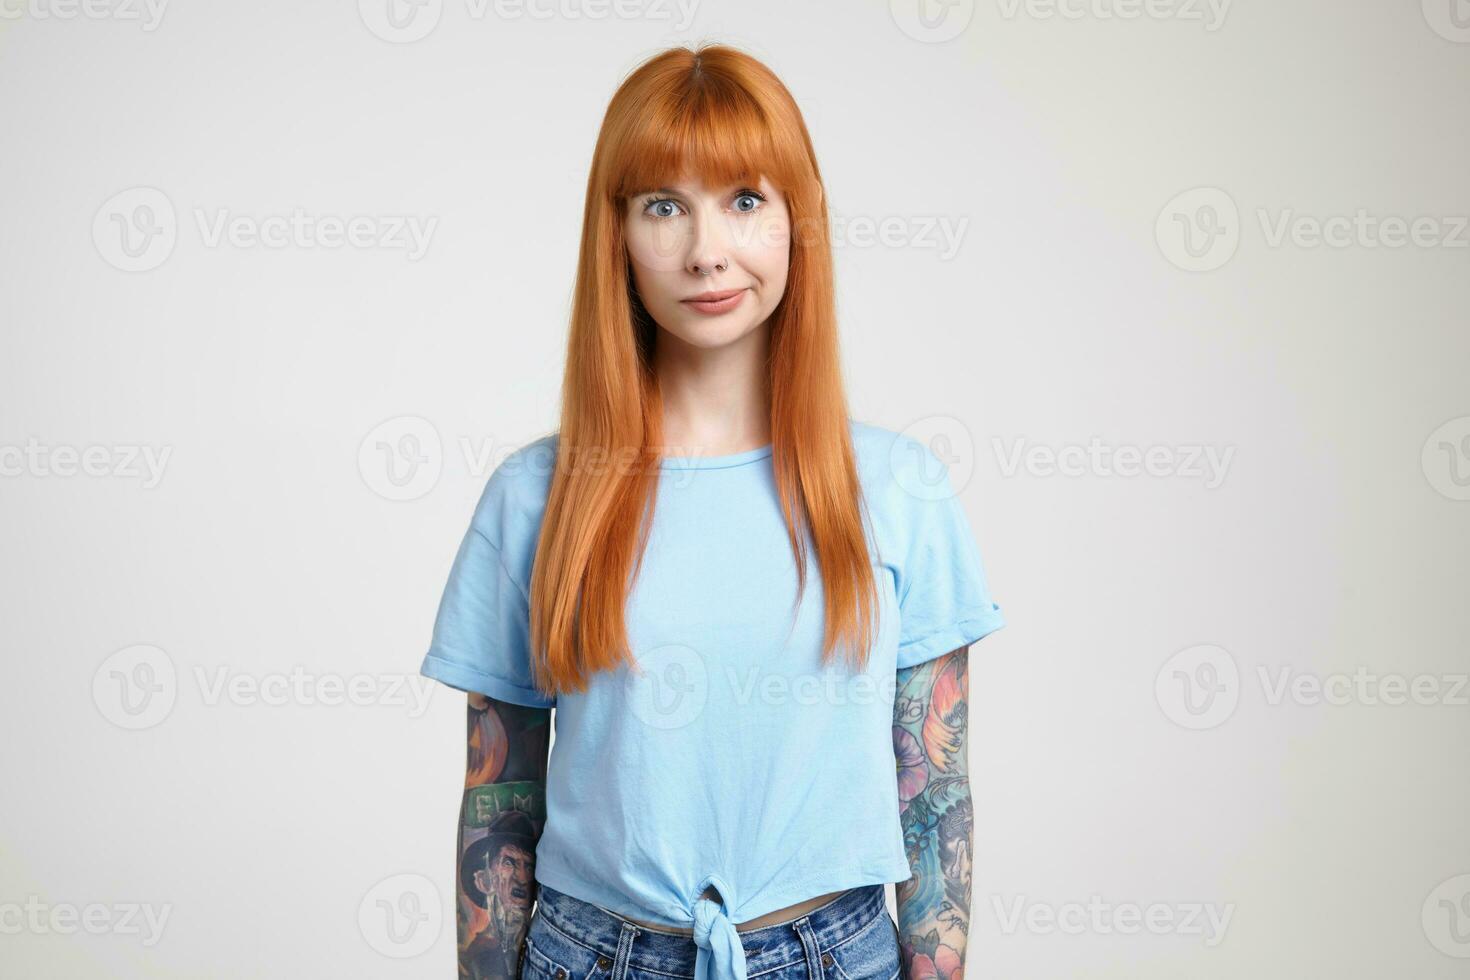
[458,693,551,980]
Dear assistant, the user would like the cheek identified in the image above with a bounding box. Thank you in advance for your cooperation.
[744,212,791,276]
[625,222,689,276]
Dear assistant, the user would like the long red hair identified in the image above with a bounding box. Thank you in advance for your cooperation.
[527,42,877,698]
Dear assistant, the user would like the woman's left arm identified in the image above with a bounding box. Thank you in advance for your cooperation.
[893,645,973,980]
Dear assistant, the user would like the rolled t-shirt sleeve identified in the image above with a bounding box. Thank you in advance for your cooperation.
[419,511,556,709]
[893,443,1006,670]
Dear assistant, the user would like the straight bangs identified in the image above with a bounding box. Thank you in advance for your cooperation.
[603,75,810,207]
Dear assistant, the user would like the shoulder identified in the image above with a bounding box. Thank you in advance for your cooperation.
[846,418,968,564]
[466,431,559,578]
[846,418,949,502]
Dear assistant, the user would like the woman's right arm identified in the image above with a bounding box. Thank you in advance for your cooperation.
[456,691,552,980]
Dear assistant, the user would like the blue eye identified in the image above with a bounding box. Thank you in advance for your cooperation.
[733,189,766,213]
[644,198,684,219]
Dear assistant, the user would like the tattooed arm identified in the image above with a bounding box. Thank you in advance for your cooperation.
[456,692,552,980]
[893,645,972,980]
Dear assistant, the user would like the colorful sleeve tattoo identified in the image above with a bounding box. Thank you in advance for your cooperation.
[457,692,551,980]
[893,645,973,980]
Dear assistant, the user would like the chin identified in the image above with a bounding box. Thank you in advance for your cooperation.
[664,316,762,349]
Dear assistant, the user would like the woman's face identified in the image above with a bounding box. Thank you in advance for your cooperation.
[623,172,790,351]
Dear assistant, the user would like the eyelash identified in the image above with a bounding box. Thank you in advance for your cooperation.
[641,188,767,219]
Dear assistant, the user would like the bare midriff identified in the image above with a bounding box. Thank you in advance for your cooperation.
[621,888,851,935]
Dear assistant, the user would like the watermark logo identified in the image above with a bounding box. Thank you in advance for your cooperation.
[625,644,708,730]
[359,416,444,502]
[1258,666,1468,708]
[93,188,438,270]
[890,0,975,42]
[994,0,1231,30]
[832,212,970,260]
[0,897,172,946]
[92,644,178,730]
[1422,0,1470,43]
[1257,209,1468,250]
[358,0,698,41]
[1160,188,1469,270]
[93,187,177,273]
[725,664,897,707]
[1157,647,1468,727]
[0,438,173,487]
[1156,187,1240,272]
[1155,644,1239,730]
[0,0,169,30]
[895,415,976,501]
[359,0,443,41]
[93,645,435,728]
[359,873,441,958]
[992,437,1235,488]
[1423,874,1470,958]
[193,667,436,716]
[1421,416,1470,502]
[991,894,1234,946]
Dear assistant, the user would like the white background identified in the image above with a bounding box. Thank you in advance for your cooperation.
[2,1,1468,977]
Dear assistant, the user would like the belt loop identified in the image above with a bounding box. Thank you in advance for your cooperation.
[610,919,640,980]
[792,915,823,980]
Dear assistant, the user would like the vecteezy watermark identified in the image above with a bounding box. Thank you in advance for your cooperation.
[1422,0,1470,43]
[1157,187,1470,271]
[622,208,961,275]
[92,187,438,272]
[357,417,758,502]
[1155,187,1241,272]
[622,649,903,729]
[359,873,442,958]
[991,895,1234,946]
[1420,416,1470,502]
[1422,873,1470,958]
[1256,209,1470,251]
[992,437,1235,489]
[0,0,168,30]
[892,0,1227,41]
[193,209,436,260]
[0,897,172,947]
[725,665,899,708]
[1156,644,1240,730]
[357,0,698,43]
[1258,666,1469,708]
[193,666,435,716]
[92,645,178,730]
[889,0,976,43]
[624,644,709,731]
[1156,645,1470,730]
[0,438,172,488]
[91,645,436,729]
[92,187,177,272]
[894,415,977,501]
[359,416,445,502]
[994,0,1230,30]
[830,212,971,261]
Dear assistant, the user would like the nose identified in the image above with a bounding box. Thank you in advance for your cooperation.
[686,203,732,277]
[690,254,727,276]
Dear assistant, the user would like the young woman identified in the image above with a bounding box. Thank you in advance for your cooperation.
[420,43,1005,980]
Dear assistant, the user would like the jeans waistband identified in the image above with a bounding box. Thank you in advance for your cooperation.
[532,881,888,979]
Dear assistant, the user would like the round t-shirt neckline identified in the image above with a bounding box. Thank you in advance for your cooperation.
[659,443,773,470]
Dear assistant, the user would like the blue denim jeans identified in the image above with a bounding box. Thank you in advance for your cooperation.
[521,882,902,980]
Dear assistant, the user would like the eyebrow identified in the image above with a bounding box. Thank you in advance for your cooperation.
[642,181,758,196]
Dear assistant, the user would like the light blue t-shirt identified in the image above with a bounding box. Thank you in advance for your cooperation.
[420,419,1005,980]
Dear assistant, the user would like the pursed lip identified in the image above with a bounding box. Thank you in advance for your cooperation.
[683,288,746,303]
